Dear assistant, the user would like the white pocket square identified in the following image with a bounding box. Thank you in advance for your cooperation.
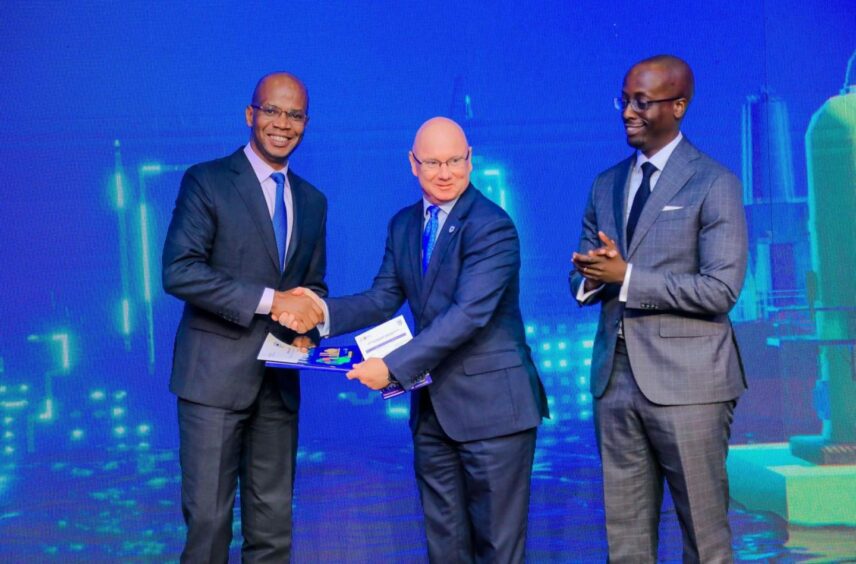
[662,205,683,211]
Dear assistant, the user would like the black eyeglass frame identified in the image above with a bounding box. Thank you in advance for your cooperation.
[613,96,684,112]
[250,104,309,123]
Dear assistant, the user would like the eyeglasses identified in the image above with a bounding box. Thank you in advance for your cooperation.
[411,149,471,171]
[613,96,683,113]
[251,104,308,123]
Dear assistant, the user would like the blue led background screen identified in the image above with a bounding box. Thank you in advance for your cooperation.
[1,2,855,561]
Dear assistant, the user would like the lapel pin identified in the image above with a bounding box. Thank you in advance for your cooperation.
[449,225,456,233]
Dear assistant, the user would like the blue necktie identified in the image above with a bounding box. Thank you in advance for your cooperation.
[270,172,288,271]
[422,205,440,274]
[626,162,657,245]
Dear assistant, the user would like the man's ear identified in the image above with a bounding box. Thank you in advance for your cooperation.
[673,98,688,120]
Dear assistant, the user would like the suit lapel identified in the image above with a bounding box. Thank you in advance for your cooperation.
[626,139,698,259]
[405,203,424,295]
[230,150,280,272]
[415,185,473,316]
[285,170,304,267]
[613,157,633,256]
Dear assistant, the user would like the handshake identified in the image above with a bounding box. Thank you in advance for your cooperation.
[270,287,326,334]
[269,287,393,390]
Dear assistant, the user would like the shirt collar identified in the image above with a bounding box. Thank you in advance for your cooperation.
[423,197,458,218]
[243,143,289,184]
[635,131,683,172]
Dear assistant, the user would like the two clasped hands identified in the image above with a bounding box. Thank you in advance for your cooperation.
[269,288,392,391]
[571,231,628,291]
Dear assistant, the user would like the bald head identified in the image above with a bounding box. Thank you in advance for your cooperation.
[251,72,309,109]
[631,55,694,102]
[412,117,469,155]
[409,117,473,205]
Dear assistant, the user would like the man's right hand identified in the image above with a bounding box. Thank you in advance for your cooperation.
[271,289,324,333]
[289,286,326,310]
[572,231,625,291]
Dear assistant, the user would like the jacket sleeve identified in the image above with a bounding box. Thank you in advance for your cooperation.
[162,167,265,327]
[326,220,408,336]
[384,216,520,388]
[625,171,748,315]
[569,177,612,306]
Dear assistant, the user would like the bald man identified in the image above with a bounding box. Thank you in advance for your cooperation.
[570,55,748,562]
[163,72,327,563]
[288,117,548,563]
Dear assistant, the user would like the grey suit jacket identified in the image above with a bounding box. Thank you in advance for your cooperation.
[570,138,748,405]
[162,148,328,411]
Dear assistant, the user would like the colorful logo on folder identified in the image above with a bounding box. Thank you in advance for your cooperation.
[315,347,354,366]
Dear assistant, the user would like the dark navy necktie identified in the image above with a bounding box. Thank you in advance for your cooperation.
[421,205,440,274]
[270,172,288,271]
[626,162,657,245]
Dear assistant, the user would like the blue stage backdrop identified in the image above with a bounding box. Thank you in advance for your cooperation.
[1,2,854,562]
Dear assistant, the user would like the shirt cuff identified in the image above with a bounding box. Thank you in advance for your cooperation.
[255,287,275,315]
[576,280,604,302]
[619,263,633,303]
[316,299,331,337]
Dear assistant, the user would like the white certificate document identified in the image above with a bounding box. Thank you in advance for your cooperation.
[257,333,308,363]
[355,315,413,358]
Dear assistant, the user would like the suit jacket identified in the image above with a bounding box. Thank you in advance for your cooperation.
[162,148,327,411]
[327,185,548,442]
[570,138,748,405]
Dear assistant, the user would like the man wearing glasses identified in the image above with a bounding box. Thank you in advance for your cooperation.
[285,117,549,563]
[570,55,748,563]
[163,72,327,562]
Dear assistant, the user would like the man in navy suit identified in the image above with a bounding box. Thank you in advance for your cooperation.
[570,56,748,562]
[162,72,327,563]
[287,117,548,563]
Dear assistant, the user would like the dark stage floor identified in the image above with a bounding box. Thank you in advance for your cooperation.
[2,419,854,563]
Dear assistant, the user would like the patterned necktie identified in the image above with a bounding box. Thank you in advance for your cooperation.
[270,172,288,271]
[626,161,657,245]
[421,205,440,274]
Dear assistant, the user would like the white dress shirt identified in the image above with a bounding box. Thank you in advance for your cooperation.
[577,132,683,304]
[242,143,295,315]
[422,196,457,243]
